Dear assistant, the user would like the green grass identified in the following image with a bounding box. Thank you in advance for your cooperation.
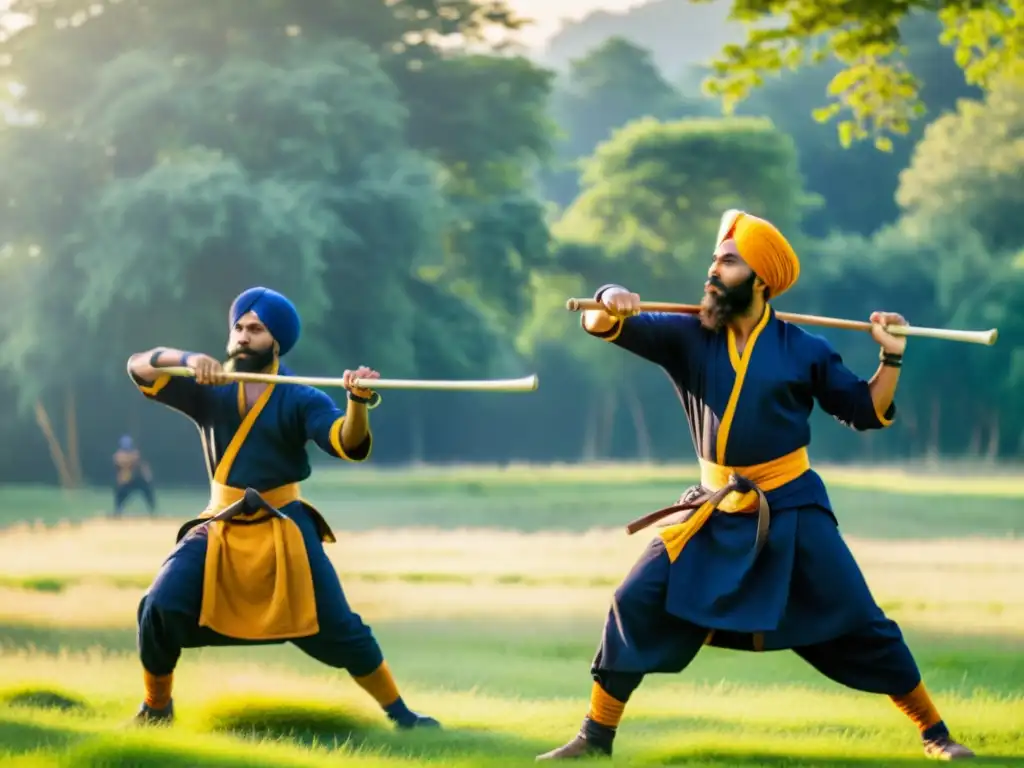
[0,464,1022,766]
[2,460,1023,537]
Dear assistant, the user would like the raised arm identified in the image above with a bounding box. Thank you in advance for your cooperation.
[810,335,896,431]
[300,379,379,463]
[127,348,220,423]
[581,284,701,370]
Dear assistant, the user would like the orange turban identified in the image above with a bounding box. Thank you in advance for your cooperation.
[716,209,800,298]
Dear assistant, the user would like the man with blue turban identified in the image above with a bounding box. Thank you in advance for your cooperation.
[125,287,438,731]
[536,212,973,761]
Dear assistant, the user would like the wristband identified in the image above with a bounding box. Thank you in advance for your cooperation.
[180,352,194,366]
[879,350,903,368]
[594,284,627,302]
[348,391,382,409]
[148,348,166,367]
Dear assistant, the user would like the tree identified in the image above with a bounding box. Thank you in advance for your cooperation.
[697,0,1024,149]
[543,37,712,208]
[795,221,1024,461]
[896,67,1024,254]
[556,116,816,288]
[0,2,556,482]
[729,12,981,237]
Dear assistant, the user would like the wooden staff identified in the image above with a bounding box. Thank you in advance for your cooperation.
[159,367,540,392]
[564,298,998,347]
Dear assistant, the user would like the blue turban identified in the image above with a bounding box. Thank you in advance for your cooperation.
[229,287,301,356]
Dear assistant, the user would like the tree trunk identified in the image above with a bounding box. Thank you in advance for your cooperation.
[625,388,652,461]
[65,386,82,486]
[902,405,919,456]
[409,405,424,465]
[968,413,982,457]
[985,408,1000,463]
[597,389,617,459]
[926,394,941,461]
[35,400,74,488]
[580,395,599,461]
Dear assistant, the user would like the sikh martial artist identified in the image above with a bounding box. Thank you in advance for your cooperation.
[537,210,973,761]
[126,286,438,730]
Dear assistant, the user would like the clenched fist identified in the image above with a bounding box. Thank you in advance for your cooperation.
[869,311,908,355]
[188,354,229,385]
[343,366,380,398]
[600,287,642,318]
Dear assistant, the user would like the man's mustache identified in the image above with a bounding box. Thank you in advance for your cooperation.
[706,276,727,293]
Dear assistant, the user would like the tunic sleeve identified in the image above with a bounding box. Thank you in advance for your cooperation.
[127,360,209,424]
[300,388,372,462]
[582,284,700,370]
[810,337,895,431]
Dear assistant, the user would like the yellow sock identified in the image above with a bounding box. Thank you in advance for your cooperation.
[143,670,173,710]
[588,681,626,728]
[352,661,401,708]
[891,682,943,731]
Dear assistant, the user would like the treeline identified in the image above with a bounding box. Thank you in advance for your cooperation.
[0,1,1021,487]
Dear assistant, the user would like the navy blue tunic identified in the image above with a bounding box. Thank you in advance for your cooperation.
[129,359,383,675]
[587,304,897,650]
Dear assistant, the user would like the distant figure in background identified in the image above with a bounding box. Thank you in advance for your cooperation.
[112,435,156,518]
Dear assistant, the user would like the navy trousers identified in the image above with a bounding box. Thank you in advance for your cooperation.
[114,478,156,516]
[137,505,384,677]
[592,535,922,701]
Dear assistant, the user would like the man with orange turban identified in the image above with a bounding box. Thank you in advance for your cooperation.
[536,211,974,761]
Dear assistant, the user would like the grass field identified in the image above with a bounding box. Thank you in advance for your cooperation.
[0,462,1022,767]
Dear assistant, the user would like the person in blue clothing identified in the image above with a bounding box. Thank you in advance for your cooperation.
[536,210,973,762]
[112,435,155,517]
[126,286,438,732]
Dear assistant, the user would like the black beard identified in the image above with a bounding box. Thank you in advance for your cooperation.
[228,346,275,373]
[699,273,756,332]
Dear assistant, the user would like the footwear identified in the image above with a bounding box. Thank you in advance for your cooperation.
[536,733,612,761]
[394,712,441,730]
[924,735,975,760]
[132,700,174,725]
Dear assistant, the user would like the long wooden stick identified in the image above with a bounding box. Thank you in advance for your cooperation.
[159,367,540,392]
[564,298,998,347]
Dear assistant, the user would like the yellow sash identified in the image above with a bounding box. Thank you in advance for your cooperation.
[196,482,320,641]
[659,446,811,562]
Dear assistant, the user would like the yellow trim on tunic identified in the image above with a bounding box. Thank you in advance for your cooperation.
[213,357,280,486]
[659,446,810,563]
[137,374,171,396]
[717,304,772,464]
[874,400,895,428]
[195,358,321,641]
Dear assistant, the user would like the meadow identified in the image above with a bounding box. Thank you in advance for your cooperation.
[0,462,1022,767]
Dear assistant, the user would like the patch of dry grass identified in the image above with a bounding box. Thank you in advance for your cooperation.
[0,521,1021,637]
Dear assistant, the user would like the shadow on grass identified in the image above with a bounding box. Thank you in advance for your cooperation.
[203,698,380,749]
[59,738,318,768]
[202,696,554,757]
[0,714,84,757]
[55,703,557,768]
[1,685,89,712]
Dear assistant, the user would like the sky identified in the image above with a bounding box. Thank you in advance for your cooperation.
[0,2,641,51]
[505,0,646,48]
